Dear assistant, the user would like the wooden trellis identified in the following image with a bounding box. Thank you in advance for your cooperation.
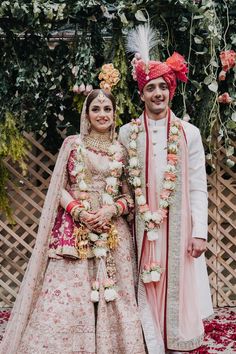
[0,132,235,307]
[207,140,236,307]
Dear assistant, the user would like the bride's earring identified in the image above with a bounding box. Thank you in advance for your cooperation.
[87,119,91,133]
[110,118,116,141]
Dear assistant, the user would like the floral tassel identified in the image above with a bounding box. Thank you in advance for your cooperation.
[104,279,118,302]
[141,262,162,284]
[90,280,100,303]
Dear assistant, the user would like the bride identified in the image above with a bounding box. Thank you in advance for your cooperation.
[0,88,145,354]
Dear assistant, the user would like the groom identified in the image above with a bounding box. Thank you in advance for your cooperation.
[119,27,213,354]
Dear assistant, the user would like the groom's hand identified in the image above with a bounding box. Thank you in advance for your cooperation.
[187,238,207,258]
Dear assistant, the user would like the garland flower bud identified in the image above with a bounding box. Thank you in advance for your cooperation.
[102,193,114,205]
[129,157,138,168]
[79,180,88,191]
[136,195,146,206]
[170,126,179,135]
[106,177,117,187]
[129,140,137,149]
[88,233,99,242]
[132,177,141,187]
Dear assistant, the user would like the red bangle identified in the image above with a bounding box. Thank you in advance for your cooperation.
[66,200,80,214]
[116,200,126,213]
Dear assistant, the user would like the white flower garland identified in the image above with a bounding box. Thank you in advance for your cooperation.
[72,142,123,209]
[127,116,182,283]
[72,141,123,301]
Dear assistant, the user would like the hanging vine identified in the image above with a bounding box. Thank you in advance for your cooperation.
[0,112,28,220]
[0,0,235,217]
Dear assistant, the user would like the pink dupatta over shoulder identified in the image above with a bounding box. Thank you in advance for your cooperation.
[0,135,79,354]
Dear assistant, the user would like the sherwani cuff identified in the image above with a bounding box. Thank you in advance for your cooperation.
[192,224,208,240]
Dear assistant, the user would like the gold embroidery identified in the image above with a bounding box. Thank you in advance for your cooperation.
[107,223,119,250]
[73,225,90,259]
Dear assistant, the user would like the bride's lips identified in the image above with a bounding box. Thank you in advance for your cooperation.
[97,120,108,125]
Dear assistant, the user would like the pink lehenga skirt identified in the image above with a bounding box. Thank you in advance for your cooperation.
[17,217,145,354]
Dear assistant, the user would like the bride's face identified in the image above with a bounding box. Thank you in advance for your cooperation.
[88,95,114,133]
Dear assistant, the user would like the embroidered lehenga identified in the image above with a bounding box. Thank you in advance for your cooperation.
[0,106,145,354]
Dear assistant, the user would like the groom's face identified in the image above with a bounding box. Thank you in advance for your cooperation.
[141,77,170,119]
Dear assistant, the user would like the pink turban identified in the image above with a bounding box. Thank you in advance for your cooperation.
[133,52,188,100]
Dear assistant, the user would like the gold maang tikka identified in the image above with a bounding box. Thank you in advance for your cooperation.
[97,90,106,103]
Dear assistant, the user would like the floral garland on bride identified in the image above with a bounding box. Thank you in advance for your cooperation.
[71,140,123,301]
[127,112,182,284]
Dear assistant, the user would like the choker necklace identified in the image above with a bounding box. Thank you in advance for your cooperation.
[83,130,112,153]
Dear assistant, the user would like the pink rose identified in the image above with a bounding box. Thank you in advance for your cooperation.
[129,150,137,157]
[130,169,140,177]
[164,172,176,181]
[160,208,168,218]
[167,154,179,165]
[160,190,171,199]
[78,83,85,92]
[130,133,138,140]
[92,280,100,289]
[84,84,93,95]
[150,261,160,269]
[139,204,149,213]
[106,186,114,194]
[169,135,179,142]
[111,170,119,177]
[135,188,143,196]
[172,120,181,128]
[143,264,150,271]
[72,84,80,93]
[148,222,155,229]
[103,278,114,288]
[220,50,236,72]
[95,240,106,247]
[218,70,226,81]
[217,92,232,104]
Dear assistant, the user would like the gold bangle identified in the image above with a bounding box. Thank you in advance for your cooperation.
[71,207,84,221]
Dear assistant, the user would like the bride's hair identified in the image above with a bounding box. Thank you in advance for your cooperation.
[85,89,116,114]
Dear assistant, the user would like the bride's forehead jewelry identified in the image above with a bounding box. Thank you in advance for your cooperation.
[97,90,106,103]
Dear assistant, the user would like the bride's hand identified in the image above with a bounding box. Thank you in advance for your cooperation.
[88,205,116,230]
[79,210,96,230]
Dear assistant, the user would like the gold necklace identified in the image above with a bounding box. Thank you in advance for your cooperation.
[83,130,112,153]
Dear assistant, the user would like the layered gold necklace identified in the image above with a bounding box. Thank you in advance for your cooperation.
[83,130,112,154]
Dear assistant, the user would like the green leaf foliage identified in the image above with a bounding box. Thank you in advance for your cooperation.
[0,0,236,216]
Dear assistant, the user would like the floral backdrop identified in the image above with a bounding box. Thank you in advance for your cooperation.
[0,0,235,217]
